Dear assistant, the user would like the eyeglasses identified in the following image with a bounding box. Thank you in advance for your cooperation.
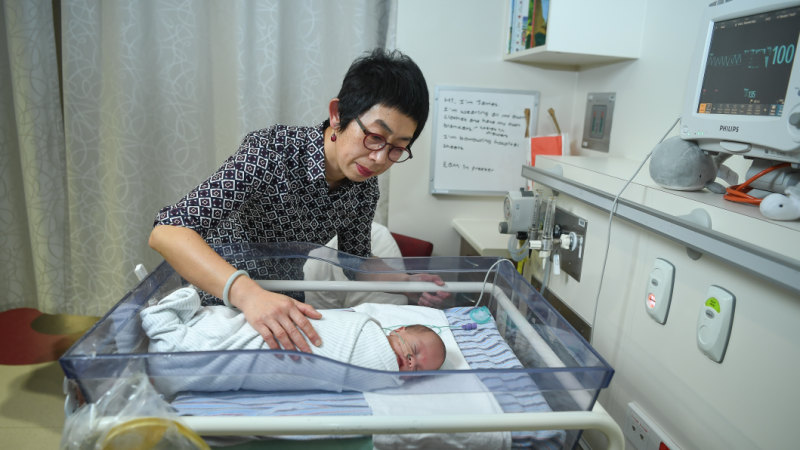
[354,117,413,163]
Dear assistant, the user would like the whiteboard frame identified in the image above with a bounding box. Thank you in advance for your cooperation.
[428,85,540,196]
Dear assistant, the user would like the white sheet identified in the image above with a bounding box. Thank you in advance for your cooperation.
[352,303,511,450]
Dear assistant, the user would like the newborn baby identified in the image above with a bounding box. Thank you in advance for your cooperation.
[387,324,446,372]
[141,287,446,373]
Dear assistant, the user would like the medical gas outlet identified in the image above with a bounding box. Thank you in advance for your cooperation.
[697,285,735,363]
[529,231,581,254]
[644,258,675,324]
[531,231,582,277]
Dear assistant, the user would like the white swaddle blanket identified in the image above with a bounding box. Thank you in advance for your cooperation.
[140,287,399,396]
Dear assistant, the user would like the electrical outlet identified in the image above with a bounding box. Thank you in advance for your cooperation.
[624,402,680,450]
[624,402,651,449]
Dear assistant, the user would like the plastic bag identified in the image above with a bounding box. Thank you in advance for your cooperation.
[60,373,209,450]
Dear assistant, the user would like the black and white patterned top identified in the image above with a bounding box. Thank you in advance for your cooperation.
[154,123,378,302]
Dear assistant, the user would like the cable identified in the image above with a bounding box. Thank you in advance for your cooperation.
[507,236,529,261]
[589,116,681,343]
[383,322,479,335]
[474,258,517,308]
[724,162,790,205]
[516,258,526,274]
[382,259,513,335]
[383,307,492,335]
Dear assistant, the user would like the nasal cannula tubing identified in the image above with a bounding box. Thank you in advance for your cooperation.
[383,322,479,335]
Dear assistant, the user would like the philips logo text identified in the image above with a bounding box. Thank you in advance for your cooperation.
[719,125,739,133]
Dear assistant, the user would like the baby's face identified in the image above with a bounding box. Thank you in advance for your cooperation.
[388,327,445,372]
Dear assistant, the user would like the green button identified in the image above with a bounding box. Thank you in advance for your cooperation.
[705,297,720,313]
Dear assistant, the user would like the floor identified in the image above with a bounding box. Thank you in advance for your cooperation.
[0,308,100,449]
[0,361,65,448]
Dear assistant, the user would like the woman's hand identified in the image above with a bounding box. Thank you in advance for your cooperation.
[406,273,450,307]
[229,276,323,352]
[149,225,323,352]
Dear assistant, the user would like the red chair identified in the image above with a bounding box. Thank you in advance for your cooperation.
[390,232,434,257]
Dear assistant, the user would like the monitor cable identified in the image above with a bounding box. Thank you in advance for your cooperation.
[589,116,681,344]
[724,162,791,205]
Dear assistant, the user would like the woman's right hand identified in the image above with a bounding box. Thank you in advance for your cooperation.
[229,276,323,352]
[149,225,323,352]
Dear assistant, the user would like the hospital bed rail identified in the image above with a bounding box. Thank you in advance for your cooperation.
[101,404,622,449]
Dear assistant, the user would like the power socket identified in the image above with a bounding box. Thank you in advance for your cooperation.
[623,402,680,450]
[624,402,651,449]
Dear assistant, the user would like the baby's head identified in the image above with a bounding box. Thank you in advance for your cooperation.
[387,325,446,372]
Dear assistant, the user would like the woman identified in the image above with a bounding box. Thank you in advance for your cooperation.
[149,48,446,354]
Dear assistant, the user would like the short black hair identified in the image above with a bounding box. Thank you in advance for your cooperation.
[335,48,429,148]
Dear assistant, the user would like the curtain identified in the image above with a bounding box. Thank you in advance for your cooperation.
[1,0,396,316]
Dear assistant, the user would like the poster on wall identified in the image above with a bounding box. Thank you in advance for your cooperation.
[429,85,539,195]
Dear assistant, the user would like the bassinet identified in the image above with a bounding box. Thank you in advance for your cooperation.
[59,243,620,449]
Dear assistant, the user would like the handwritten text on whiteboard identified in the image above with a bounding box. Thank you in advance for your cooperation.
[430,87,538,194]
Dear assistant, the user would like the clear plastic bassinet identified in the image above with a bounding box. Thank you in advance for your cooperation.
[59,242,615,449]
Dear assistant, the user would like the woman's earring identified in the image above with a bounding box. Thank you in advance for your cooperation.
[331,133,337,142]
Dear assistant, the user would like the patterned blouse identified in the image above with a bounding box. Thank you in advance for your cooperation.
[154,123,378,301]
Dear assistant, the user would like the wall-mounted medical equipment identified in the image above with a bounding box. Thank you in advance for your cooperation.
[499,189,540,235]
[498,189,586,283]
[582,92,615,152]
[697,285,736,363]
[679,0,800,217]
[523,164,800,296]
[644,258,675,324]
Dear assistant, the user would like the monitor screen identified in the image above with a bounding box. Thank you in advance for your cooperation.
[681,1,800,162]
[697,6,800,117]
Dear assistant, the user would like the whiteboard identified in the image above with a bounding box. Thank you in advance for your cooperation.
[429,86,539,195]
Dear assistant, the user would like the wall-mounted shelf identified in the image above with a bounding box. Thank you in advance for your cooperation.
[503,49,636,70]
[504,0,646,70]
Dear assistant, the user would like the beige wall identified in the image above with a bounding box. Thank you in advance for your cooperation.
[393,0,800,448]
[531,155,800,449]
[390,0,578,255]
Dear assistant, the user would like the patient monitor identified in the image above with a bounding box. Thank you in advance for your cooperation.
[680,0,800,193]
